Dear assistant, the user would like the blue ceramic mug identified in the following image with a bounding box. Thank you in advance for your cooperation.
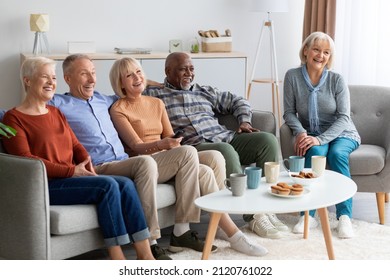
[283,156,305,172]
[244,166,262,189]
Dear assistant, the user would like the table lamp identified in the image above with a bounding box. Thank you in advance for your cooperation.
[247,0,288,128]
[30,13,50,54]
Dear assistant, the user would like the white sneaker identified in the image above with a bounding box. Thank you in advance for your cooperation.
[249,214,282,239]
[292,215,318,234]
[230,233,268,256]
[267,213,289,231]
[337,215,354,238]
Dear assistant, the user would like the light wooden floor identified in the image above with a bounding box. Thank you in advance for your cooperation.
[69,192,390,260]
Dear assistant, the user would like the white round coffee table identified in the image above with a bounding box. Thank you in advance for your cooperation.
[195,169,357,260]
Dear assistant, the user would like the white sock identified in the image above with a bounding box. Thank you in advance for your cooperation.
[150,239,157,246]
[173,223,190,237]
[228,230,268,256]
[226,230,244,244]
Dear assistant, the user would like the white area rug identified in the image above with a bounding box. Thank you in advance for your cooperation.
[168,212,390,260]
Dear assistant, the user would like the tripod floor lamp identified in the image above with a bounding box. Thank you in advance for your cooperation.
[247,0,288,128]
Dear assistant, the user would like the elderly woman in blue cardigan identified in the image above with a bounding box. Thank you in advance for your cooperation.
[283,32,360,238]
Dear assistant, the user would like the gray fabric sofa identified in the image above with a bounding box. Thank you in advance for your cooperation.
[280,85,390,225]
[0,109,276,259]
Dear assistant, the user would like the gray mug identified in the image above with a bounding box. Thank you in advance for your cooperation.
[224,173,247,196]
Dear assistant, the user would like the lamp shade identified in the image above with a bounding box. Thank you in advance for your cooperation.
[30,14,50,32]
[251,0,289,13]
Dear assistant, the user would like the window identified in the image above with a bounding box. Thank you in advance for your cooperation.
[334,0,390,86]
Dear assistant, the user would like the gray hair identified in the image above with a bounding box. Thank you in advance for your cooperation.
[62,53,92,75]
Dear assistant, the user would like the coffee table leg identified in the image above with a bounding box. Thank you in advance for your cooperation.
[317,208,335,260]
[201,212,222,260]
[303,211,309,239]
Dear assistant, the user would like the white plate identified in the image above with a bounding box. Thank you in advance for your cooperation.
[267,188,310,198]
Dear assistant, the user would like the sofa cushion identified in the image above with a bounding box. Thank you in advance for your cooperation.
[50,205,100,235]
[50,183,177,235]
[156,183,176,208]
[349,144,385,175]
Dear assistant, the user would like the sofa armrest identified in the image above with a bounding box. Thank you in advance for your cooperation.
[217,110,276,136]
[0,153,51,259]
[251,110,276,135]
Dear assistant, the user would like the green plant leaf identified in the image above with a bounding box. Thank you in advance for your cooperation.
[0,122,17,138]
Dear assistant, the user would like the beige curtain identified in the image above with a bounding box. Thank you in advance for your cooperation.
[303,0,337,41]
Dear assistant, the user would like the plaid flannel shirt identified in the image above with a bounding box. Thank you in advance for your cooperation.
[144,80,252,145]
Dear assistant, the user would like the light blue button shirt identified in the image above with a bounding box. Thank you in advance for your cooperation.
[48,92,128,166]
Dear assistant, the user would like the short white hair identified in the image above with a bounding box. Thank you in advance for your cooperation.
[20,56,56,93]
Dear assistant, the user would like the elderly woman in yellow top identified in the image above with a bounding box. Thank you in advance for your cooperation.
[109,57,267,256]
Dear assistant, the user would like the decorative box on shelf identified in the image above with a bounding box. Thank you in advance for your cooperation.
[201,36,232,52]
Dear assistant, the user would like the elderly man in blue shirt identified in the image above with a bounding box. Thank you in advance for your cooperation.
[144,52,288,239]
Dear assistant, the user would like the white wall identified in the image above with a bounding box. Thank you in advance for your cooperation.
[0,0,304,112]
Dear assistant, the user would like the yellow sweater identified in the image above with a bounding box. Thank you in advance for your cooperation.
[110,95,174,156]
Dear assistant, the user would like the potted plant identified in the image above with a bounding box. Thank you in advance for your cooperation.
[0,122,16,138]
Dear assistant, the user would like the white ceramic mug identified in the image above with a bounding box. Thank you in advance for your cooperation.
[224,173,247,196]
[264,162,280,183]
[312,156,326,176]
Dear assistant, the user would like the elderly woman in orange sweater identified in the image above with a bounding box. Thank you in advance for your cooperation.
[109,57,267,257]
[3,56,155,260]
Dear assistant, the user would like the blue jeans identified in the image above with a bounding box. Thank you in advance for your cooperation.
[303,137,359,219]
[49,175,150,247]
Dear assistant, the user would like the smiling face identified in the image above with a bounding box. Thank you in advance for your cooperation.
[64,58,96,100]
[304,39,331,73]
[165,53,194,90]
[25,63,57,102]
[120,64,146,98]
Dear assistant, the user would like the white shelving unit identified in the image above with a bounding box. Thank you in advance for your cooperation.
[21,52,248,97]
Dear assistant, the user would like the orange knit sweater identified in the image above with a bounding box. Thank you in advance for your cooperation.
[2,106,89,178]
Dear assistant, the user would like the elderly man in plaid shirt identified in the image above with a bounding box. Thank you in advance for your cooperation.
[144,52,288,239]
